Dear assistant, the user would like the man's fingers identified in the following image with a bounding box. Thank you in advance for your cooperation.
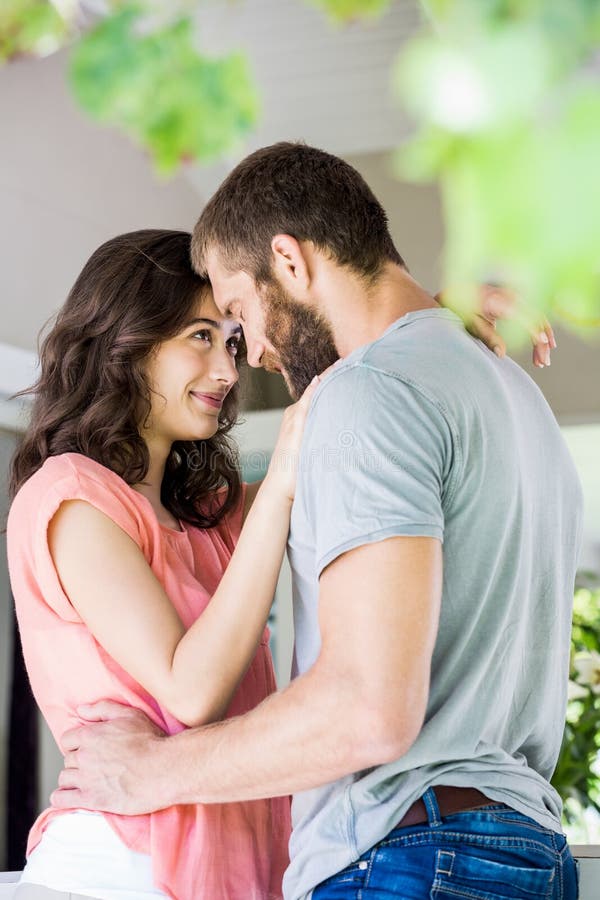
[62,726,84,752]
[63,750,79,769]
[76,700,141,722]
[50,787,85,809]
[58,767,80,789]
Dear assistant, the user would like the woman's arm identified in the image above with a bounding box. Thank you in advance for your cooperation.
[49,483,285,728]
[242,479,263,524]
[49,381,319,729]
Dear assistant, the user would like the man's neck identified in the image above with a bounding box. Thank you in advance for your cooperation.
[328,264,439,358]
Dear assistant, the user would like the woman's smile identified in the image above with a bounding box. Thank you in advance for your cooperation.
[189,390,226,413]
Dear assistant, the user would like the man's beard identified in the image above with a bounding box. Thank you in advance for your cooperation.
[261,280,339,400]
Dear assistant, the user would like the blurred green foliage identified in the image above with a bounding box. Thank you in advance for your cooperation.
[0,0,69,61]
[395,0,600,330]
[1,0,599,328]
[552,574,600,837]
[0,0,259,174]
[69,5,259,174]
[307,0,392,20]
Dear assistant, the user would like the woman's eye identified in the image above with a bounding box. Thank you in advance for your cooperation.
[193,329,212,343]
[227,339,240,356]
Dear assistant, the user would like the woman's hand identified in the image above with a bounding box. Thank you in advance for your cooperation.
[266,365,338,503]
[437,284,556,368]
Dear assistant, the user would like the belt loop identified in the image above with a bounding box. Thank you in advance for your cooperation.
[423,786,443,827]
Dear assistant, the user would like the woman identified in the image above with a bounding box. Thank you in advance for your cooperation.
[7,229,319,900]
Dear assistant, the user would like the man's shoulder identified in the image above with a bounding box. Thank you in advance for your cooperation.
[309,310,471,420]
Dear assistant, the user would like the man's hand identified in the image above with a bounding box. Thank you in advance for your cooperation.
[437,284,556,367]
[52,701,171,815]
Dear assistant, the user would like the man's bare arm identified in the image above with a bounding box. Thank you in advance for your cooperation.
[53,536,442,813]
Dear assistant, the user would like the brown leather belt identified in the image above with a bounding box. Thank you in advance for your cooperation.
[398,786,493,829]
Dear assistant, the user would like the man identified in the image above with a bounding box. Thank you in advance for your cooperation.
[54,142,581,899]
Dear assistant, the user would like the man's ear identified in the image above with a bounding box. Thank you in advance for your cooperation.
[271,234,311,292]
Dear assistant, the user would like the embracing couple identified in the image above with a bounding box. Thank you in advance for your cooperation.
[7,142,582,900]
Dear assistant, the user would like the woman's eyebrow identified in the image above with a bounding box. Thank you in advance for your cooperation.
[187,317,242,334]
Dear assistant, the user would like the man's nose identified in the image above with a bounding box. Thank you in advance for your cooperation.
[245,337,265,368]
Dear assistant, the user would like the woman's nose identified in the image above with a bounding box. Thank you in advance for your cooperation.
[211,347,239,386]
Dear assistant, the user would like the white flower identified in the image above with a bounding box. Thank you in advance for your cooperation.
[573,652,600,694]
[568,679,589,701]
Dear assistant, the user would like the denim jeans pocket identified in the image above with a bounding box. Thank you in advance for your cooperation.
[312,856,370,895]
[430,848,555,900]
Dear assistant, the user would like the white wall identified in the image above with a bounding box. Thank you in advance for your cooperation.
[0,50,204,352]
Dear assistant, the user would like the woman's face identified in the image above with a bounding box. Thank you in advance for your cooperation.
[141,289,242,450]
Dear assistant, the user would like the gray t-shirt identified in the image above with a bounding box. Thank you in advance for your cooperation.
[284,308,583,900]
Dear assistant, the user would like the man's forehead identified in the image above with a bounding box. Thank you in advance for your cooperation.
[207,253,240,287]
[210,286,240,318]
[204,260,236,310]
[207,264,261,313]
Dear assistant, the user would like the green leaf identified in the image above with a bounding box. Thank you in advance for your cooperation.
[0,0,70,62]
[305,0,392,23]
[395,3,600,332]
[551,578,600,831]
[68,6,259,175]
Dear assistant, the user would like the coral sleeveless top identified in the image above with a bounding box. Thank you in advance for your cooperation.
[7,453,290,899]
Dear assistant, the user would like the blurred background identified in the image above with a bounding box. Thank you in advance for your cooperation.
[1,0,599,872]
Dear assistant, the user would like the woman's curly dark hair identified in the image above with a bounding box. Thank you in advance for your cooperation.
[9,229,246,528]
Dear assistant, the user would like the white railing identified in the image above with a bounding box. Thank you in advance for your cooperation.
[572,845,600,899]
[0,873,19,898]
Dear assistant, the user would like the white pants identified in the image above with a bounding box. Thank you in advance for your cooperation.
[19,812,167,900]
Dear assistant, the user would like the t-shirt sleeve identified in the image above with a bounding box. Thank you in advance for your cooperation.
[9,455,149,623]
[299,365,455,578]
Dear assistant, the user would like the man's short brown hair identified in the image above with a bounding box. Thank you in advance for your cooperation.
[191,141,405,285]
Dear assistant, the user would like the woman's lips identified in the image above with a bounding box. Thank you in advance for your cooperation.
[190,392,224,411]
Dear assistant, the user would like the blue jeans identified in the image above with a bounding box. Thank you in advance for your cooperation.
[312,788,578,899]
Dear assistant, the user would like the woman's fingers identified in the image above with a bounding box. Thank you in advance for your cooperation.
[318,359,342,380]
[467,314,506,358]
[479,285,517,322]
[475,284,555,367]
